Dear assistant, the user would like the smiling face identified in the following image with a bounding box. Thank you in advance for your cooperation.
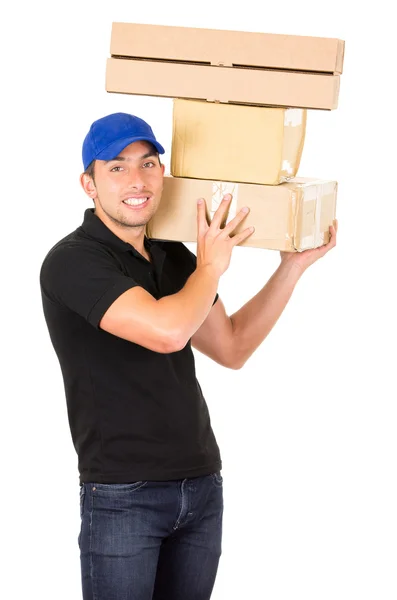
[80,140,165,232]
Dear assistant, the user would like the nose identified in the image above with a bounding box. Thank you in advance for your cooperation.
[126,167,146,191]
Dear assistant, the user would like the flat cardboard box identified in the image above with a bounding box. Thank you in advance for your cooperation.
[111,22,344,75]
[171,100,307,185]
[106,58,340,110]
[147,177,337,252]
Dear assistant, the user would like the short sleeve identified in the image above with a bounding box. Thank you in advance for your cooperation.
[40,243,139,327]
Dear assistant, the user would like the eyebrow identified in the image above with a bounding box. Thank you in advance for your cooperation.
[104,152,157,164]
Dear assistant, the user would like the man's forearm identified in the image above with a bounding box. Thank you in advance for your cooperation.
[158,265,220,347]
[229,261,304,367]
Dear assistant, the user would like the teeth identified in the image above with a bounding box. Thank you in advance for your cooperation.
[123,197,148,206]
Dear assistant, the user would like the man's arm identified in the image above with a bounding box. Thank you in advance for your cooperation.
[100,195,253,353]
[192,222,338,369]
[100,266,220,354]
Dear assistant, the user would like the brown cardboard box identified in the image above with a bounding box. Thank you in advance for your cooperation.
[111,22,344,75]
[147,177,337,252]
[106,58,340,110]
[171,100,307,185]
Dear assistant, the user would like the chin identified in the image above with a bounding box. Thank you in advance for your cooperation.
[129,214,153,228]
[132,221,149,228]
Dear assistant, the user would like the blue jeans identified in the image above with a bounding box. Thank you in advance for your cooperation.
[79,473,224,600]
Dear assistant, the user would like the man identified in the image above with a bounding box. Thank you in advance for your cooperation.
[40,112,337,600]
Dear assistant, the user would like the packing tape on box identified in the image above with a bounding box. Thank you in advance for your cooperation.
[300,183,325,250]
[284,108,303,127]
[289,190,298,246]
[281,159,294,176]
[211,182,238,223]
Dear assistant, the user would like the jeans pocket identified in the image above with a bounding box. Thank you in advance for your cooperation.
[91,481,148,493]
[211,471,223,487]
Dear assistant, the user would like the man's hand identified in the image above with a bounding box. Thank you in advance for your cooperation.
[279,219,338,273]
[196,194,254,278]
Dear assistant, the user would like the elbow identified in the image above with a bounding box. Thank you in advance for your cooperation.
[232,362,245,370]
[222,352,246,370]
[156,328,190,354]
[228,359,245,370]
[167,338,189,354]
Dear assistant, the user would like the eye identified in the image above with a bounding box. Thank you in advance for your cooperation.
[110,165,123,172]
[143,161,155,168]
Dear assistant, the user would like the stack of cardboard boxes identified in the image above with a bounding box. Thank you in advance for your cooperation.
[106,23,345,252]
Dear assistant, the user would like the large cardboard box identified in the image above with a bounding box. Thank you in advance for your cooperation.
[171,100,306,185]
[106,58,340,111]
[110,22,344,75]
[147,177,337,252]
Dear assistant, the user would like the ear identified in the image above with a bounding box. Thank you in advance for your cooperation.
[80,173,97,199]
[161,163,165,175]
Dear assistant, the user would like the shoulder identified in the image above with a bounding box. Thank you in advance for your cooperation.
[41,230,115,273]
[40,230,123,298]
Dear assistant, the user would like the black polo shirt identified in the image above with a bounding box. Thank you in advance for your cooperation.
[40,208,221,484]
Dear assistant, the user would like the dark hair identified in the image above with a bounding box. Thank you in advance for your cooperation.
[84,160,96,183]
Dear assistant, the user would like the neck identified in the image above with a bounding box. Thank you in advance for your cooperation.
[94,208,150,260]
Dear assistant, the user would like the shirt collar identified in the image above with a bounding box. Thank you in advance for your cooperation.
[79,208,159,260]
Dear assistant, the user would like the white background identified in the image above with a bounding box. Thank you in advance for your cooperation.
[2,1,396,598]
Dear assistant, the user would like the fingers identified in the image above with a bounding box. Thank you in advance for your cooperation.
[196,198,209,237]
[220,206,250,238]
[229,226,255,247]
[313,223,337,258]
[209,194,233,230]
[317,221,337,254]
[326,222,337,248]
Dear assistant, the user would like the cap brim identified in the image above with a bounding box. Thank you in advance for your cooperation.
[96,136,165,161]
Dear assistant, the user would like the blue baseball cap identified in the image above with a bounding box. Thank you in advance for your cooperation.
[82,112,165,170]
